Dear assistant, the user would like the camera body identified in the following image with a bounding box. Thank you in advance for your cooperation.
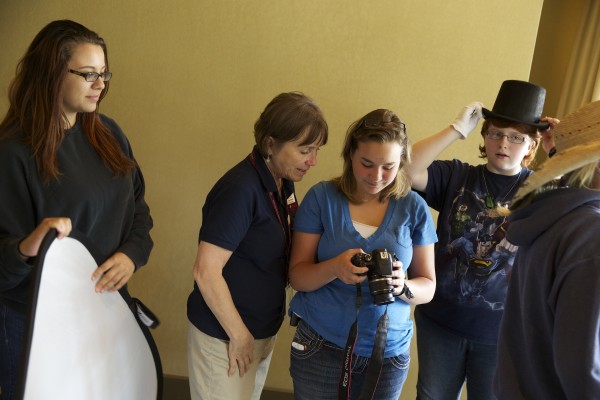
[351,249,395,305]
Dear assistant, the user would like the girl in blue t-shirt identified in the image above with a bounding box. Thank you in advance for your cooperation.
[288,108,437,400]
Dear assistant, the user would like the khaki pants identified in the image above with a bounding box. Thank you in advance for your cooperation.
[187,323,276,400]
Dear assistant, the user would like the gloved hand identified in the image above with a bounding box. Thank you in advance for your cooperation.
[451,101,484,139]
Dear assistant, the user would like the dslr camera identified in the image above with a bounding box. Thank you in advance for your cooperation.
[351,249,396,305]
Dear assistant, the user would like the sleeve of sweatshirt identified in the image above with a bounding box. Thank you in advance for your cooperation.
[0,138,37,291]
[118,158,154,269]
[102,116,154,269]
[553,258,600,397]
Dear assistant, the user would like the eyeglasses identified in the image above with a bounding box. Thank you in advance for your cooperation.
[68,69,112,82]
[486,131,528,144]
[360,119,406,133]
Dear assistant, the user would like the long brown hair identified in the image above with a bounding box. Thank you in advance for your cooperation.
[0,19,135,181]
[333,109,411,203]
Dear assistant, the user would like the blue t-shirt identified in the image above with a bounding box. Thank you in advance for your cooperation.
[417,160,531,344]
[289,181,437,357]
[187,147,294,340]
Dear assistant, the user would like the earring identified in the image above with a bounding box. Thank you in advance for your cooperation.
[265,154,271,163]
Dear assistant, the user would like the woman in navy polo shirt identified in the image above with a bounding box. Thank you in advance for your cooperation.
[187,92,328,400]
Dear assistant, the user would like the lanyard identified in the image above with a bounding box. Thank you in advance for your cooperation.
[269,192,291,261]
[247,152,293,274]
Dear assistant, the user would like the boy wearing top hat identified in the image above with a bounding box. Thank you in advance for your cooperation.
[406,80,558,399]
[494,100,600,399]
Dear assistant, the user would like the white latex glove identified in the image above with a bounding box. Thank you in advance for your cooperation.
[451,101,484,139]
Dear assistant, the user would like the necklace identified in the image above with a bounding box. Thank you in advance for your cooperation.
[481,167,522,208]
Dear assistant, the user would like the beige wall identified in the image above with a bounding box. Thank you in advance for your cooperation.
[0,1,546,397]
[531,0,588,117]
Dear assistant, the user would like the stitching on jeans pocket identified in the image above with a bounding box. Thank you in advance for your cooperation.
[351,356,369,373]
[389,353,410,369]
[290,322,322,360]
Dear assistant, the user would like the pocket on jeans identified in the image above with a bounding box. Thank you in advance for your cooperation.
[290,321,323,360]
[389,353,410,370]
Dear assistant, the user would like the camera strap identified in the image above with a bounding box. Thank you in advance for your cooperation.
[358,311,388,400]
[338,284,361,400]
[337,284,389,400]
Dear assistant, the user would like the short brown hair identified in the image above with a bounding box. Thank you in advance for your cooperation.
[254,92,328,157]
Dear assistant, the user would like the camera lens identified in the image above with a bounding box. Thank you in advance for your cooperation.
[368,275,394,305]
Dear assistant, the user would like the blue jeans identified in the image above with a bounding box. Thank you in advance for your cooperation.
[289,320,409,400]
[414,307,497,400]
[0,303,26,400]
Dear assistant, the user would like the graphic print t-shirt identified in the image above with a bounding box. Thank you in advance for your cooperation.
[417,160,530,344]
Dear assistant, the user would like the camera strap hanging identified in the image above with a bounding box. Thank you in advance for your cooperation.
[337,284,389,400]
[359,311,388,400]
[338,284,361,399]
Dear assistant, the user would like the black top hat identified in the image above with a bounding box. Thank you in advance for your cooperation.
[482,80,549,130]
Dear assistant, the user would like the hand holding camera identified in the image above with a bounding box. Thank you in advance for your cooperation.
[351,249,414,305]
[330,248,369,285]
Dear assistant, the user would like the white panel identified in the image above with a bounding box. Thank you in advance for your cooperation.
[23,237,157,400]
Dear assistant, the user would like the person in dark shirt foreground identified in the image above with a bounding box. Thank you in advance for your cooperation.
[494,100,600,399]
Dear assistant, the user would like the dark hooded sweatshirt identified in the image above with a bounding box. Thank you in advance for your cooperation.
[494,188,600,399]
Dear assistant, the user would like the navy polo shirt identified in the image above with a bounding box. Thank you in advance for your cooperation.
[187,147,294,340]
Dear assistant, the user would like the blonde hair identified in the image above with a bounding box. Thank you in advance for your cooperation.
[508,161,599,212]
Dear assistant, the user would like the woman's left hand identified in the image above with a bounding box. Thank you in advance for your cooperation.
[92,252,135,293]
[389,260,406,297]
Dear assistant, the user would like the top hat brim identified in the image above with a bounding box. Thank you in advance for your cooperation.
[482,108,550,130]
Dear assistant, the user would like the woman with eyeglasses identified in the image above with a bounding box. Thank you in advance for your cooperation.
[0,20,153,399]
[287,109,437,399]
[405,80,558,400]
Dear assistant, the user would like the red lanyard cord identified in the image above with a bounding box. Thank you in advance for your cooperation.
[247,152,293,267]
